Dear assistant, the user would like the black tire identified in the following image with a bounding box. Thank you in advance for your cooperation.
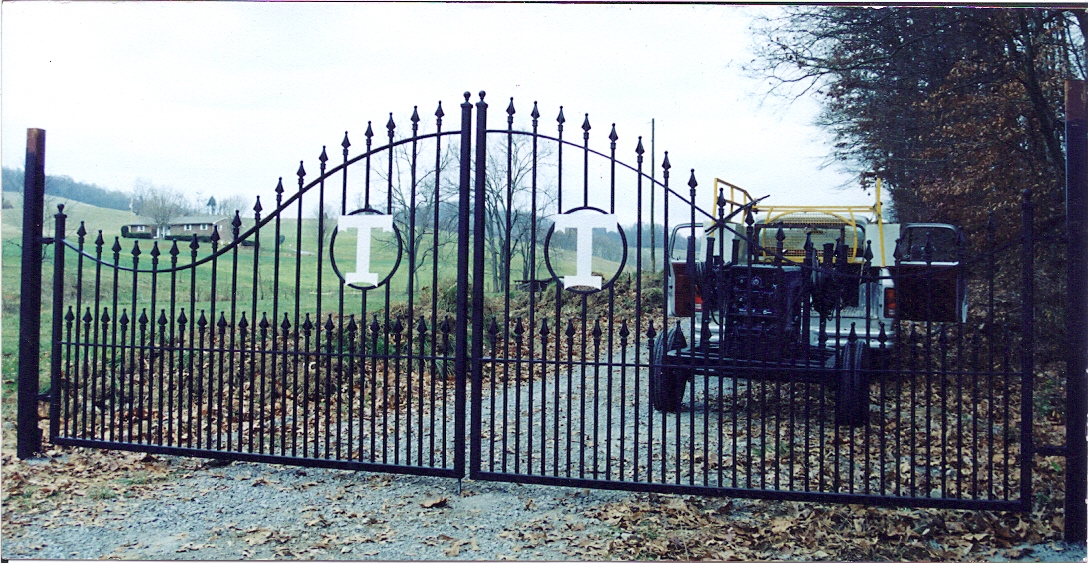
[650,328,688,412]
[834,341,870,427]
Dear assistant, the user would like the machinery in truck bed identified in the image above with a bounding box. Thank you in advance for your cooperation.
[653,179,966,426]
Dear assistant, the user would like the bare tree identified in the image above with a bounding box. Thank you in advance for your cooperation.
[130,178,193,238]
[312,202,338,248]
[368,139,461,292]
[215,194,248,217]
[482,135,556,293]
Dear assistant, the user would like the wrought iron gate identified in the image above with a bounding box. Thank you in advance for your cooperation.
[19,91,1042,512]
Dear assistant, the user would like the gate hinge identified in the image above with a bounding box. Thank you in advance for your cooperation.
[41,236,55,245]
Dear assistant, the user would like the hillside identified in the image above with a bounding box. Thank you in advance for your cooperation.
[2,192,141,244]
[2,167,132,211]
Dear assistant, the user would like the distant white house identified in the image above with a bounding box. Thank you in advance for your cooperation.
[122,215,230,240]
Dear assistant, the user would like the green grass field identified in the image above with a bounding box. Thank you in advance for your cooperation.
[2,194,652,410]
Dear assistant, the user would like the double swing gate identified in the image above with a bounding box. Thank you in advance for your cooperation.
[20,91,1041,511]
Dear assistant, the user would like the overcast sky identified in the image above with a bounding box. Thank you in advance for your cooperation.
[2,2,872,213]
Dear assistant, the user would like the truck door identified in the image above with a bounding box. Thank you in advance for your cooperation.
[889,223,968,323]
[668,224,701,317]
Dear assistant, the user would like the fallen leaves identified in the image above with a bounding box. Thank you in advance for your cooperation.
[420,496,448,509]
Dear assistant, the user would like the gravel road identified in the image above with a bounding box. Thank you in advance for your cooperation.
[3,345,1085,561]
[3,453,633,560]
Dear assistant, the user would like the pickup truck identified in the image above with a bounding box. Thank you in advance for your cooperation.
[652,180,965,426]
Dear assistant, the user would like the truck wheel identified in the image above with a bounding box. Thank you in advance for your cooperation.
[834,341,870,427]
[651,328,688,412]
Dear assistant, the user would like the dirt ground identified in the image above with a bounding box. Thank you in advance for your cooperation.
[2,439,1085,561]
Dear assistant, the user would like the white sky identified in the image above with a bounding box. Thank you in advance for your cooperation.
[1,2,872,214]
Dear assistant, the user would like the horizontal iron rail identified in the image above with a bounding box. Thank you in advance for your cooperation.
[55,129,466,274]
[472,471,1027,512]
[56,340,457,364]
[52,437,460,477]
[484,129,717,223]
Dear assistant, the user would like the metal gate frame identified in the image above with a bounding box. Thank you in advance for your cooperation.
[15,89,1087,541]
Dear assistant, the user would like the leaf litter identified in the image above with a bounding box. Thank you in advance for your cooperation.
[1,439,1084,561]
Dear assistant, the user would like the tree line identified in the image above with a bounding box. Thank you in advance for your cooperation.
[2,166,131,211]
[748,7,1085,363]
[748,7,1085,235]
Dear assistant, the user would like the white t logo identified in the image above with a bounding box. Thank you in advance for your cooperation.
[552,209,618,290]
[338,214,394,286]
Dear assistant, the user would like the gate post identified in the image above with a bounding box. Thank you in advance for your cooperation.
[1064,79,1087,544]
[469,91,488,479]
[17,128,46,459]
[455,92,473,477]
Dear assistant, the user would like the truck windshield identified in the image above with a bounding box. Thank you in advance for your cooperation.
[900,226,962,262]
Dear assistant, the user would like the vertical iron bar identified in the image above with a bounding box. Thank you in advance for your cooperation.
[197,312,208,449]
[207,231,220,450]
[658,154,672,484]
[186,239,197,449]
[136,309,148,444]
[64,309,75,440]
[632,137,645,483]
[369,316,378,462]
[73,224,87,438]
[324,315,335,459]
[316,148,330,460]
[149,244,162,445]
[1064,79,1087,542]
[407,112,420,466]
[167,243,179,447]
[48,205,67,446]
[155,309,167,445]
[540,320,551,476]
[228,220,241,452]
[392,317,403,464]
[129,245,140,443]
[567,319,576,478]
[469,91,488,478]
[271,179,284,455]
[503,100,515,476]
[502,100,515,474]
[216,312,227,450]
[250,200,262,454]
[984,217,995,499]
[417,317,427,466]
[292,163,305,458]
[429,106,443,467]
[579,296,588,480]
[259,314,269,456]
[339,135,350,462]
[90,234,104,441]
[455,92,473,478]
[1019,189,1034,510]
[112,239,124,444]
[527,103,540,476]
[687,171,697,487]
